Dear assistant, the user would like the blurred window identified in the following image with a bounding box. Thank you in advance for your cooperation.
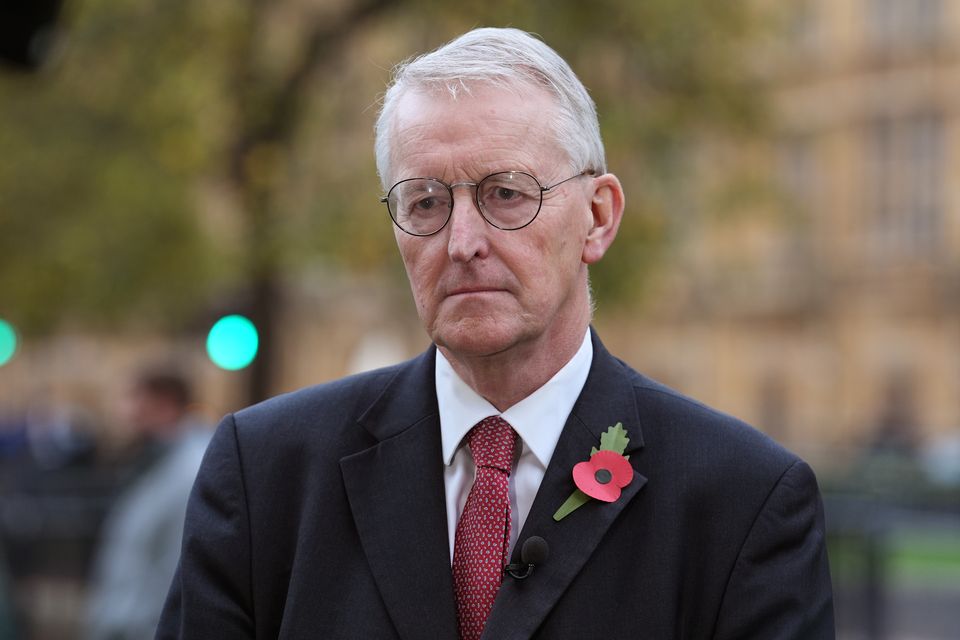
[778,134,819,216]
[864,112,944,260]
[866,0,943,52]
[786,0,821,57]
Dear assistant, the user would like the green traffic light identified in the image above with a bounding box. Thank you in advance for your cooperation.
[0,319,17,367]
[206,315,258,370]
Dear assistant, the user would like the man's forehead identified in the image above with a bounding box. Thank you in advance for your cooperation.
[389,86,564,176]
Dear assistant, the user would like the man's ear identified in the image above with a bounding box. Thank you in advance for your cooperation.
[582,173,625,265]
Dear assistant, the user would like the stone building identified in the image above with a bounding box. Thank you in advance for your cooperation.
[596,0,960,462]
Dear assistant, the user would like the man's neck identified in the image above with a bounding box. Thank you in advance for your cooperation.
[438,320,590,412]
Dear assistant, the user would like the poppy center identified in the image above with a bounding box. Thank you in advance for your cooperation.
[594,468,612,484]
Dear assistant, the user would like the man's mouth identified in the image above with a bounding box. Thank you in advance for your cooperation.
[447,286,505,296]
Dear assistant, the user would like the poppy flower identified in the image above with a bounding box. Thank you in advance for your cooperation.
[572,450,634,502]
[554,423,633,521]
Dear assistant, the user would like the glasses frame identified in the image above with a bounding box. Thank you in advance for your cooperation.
[381,169,595,237]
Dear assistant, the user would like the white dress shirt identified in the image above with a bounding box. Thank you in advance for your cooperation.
[436,328,593,563]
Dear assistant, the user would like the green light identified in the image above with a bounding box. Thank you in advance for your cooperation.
[0,319,17,367]
[206,315,258,370]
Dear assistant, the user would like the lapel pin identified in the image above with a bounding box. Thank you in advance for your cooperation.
[553,423,634,521]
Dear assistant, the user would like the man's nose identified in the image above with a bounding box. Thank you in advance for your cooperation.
[446,185,490,262]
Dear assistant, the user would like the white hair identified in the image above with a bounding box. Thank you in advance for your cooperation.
[374,27,607,190]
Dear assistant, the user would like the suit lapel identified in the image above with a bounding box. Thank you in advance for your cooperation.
[340,349,459,640]
[482,331,648,639]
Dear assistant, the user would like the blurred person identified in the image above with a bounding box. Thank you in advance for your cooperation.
[922,429,960,487]
[0,549,17,640]
[850,375,929,497]
[158,28,834,639]
[22,396,97,471]
[867,374,921,457]
[0,395,103,590]
[86,369,211,640]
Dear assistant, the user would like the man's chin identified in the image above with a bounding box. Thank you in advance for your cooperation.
[431,320,522,360]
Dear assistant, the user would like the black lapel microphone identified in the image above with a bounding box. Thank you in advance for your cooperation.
[504,536,549,580]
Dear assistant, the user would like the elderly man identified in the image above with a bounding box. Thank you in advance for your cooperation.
[157,28,834,639]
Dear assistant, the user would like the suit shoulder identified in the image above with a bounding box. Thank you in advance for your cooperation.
[622,362,801,479]
[238,362,403,422]
[227,353,427,450]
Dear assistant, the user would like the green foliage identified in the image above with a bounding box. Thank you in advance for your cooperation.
[0,0,241,333]
[0,0,765,335]
[593,422,631,456]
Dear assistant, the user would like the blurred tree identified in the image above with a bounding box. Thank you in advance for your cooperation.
[0,0,240,333]
[0,0,765,403]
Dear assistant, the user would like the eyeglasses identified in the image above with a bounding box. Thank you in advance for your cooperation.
[381,170,594,236]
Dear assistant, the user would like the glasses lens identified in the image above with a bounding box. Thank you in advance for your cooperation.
[388,179,452,235]
[477,172,542,229]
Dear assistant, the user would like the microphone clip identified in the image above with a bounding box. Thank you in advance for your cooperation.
[503,535,548,580]
[503,562,536,580]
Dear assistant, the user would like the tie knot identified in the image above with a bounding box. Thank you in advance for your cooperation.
[468,416,516,473]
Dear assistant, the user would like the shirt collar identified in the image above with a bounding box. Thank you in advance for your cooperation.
[436,328,593,467]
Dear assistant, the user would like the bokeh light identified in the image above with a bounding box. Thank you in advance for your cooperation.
[0,319,17,366]
[206,315,258,370]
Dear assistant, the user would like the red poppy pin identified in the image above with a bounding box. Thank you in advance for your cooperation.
[553,423,633,521]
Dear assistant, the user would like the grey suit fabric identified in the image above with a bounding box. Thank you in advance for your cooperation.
[156,331,834,639]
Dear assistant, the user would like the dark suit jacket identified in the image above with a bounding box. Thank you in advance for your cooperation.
[157,331,834,639]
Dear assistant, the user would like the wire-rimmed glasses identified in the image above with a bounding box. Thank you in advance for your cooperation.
[381,170,594,236]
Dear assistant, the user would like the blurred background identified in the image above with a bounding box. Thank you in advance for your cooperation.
[0,0,957,638]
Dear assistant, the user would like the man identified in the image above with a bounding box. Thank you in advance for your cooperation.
[88,370,211,640]
[157,28,834,639]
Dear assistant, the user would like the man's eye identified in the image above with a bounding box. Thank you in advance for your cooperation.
[492,187,520,201]
[414,197,438,210]
[409,195,450,217]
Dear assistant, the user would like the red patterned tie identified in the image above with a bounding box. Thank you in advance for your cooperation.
[452,416,517,640]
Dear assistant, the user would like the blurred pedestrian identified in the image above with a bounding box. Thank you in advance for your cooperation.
[85,369,211,640]
[0,549,18,640]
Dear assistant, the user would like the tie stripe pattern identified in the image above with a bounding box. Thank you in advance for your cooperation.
[452,416,517,640]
